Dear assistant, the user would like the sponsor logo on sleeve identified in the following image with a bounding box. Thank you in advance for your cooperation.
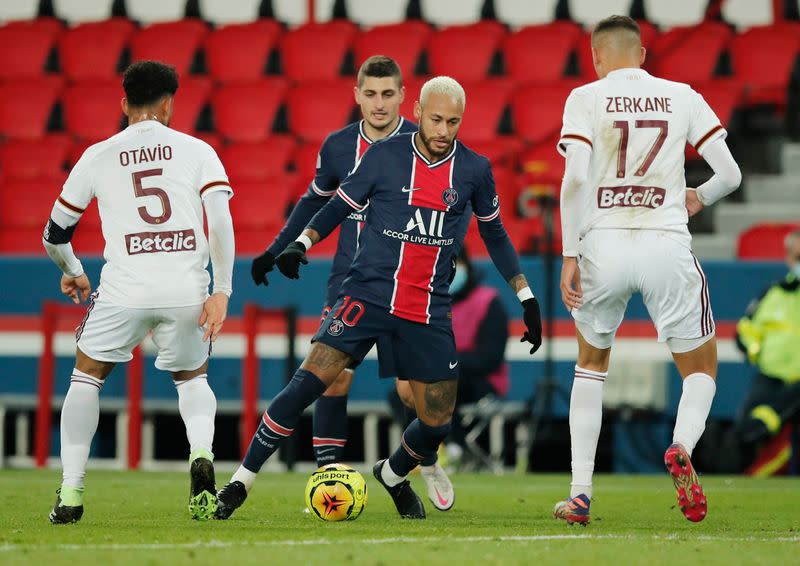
[124,229,197,255]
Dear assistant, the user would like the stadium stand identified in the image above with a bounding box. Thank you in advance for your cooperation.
[0,0,797,260]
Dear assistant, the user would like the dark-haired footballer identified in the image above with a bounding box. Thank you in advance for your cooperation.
[248,55,456,511]
[217,76,543,520]
[43,61,234,523]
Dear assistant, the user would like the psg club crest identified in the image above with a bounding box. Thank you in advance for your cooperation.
[327,319,344,336]
[442,187,459,207]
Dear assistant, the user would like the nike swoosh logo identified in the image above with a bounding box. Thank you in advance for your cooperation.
[316,448,335,454]
[449,361,458,369]
[435,487,450,507]
[401,186,422,193]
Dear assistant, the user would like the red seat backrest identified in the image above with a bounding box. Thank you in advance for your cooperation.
[59,19,134,81]
[205,20,282,83]
[287,80,357,142]
[130,20,209,75]
[426,21,507,82]
[211,78,288,142]
[280,21,358,82]
[0,78,62,139]
[62,81,125,141]
[353,21,433,78]
[504,22,582,83]
[738,223,800,260]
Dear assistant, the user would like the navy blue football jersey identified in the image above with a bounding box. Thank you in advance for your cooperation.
[311,118,417,306]
[334,133,502,325]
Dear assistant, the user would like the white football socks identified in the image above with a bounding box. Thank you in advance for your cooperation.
[380,459,406,487]
[175,374,216,458]
[231,465,257,492]
[569,366,607,499]
[61,369,103,490]
[672,372,716,457]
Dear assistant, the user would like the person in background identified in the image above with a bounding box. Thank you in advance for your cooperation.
[731,229,800,475]
[389,246,510,467]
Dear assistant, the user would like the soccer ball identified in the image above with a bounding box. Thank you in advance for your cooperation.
[304,463,367,521]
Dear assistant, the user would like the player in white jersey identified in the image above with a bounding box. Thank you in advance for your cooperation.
[553,16,741,525]
[42,61,235,523]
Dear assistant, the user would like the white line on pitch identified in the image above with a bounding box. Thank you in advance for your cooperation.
[1,534,798,552]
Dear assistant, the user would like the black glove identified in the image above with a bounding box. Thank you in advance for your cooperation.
[275,241,309,279]
[521,297,543,355]
[447,256,457,285]
[250,251,275,286]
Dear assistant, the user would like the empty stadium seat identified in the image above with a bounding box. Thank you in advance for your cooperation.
[221,137,297,183]
[520,136,565,182]
[170,76,212,135]
[722,0,773,29]
[494,0,558,27]
[353,21,432,77]
[0,180,59,232]
[426,22,507,82]
[211,78,288,142]
[345,0,409,26]
[0,78,62,139]
[280,22,357,82]
[0,0,39,22]
[0,20,61,81]
[287,80,357,142]
[653,22,731,84]
[398,75,427,120]
[125,0,186,24]
[0,137,71,181]
[737,223,800,259]
[272,0,336,26]
[729,24,800,108]
[568,0,634,28]
[198,0,261,25]
[58,19,134,81]
[511,82,579,145]
[293,141,322,179]
[694,80,742,128]
[503,22,582,83]
[130,20,208,76]
[457,79,514,145]
[420,0,484,27]
[62,81,124,141]
[53,0,114,24]
[205,20,282,83]
[643,0,708,28]
[229,178,294,252]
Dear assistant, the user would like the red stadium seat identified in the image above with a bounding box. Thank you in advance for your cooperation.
[170,76,212,135]
[426,22,507,82]
[0,136,71,181]
[293,141,322,181]
[520,135,564,183]
[280,21,358,82]
[653,22,732,84]
[205,20,282,83]
[457,79,514,145]
[503,22,582,83]
[62,81,124,141]
[737,223,800,260]
[353,21,433,78]
[511,82,579,145]
[58,19,134,81]
[287,80,357,142]
[0,179,59,231]
[130,20,209,76]
[730,23,800,108]
[0,19,62,80]
[683,79,743,161]
[230,178,294,253]
[398,75,427,123]
[211,78,288,142]
[221,137,297,183]
[0,78,62,139]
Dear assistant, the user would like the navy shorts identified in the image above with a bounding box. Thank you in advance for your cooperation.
[314,297,458,384]
[321,303,396,378]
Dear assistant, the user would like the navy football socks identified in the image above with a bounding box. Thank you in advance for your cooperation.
[388,418,452,477]
[242,369,327,473]
[313,395,349,467]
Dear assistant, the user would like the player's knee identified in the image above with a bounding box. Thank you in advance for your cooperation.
[323,369,353,396]
[396,379,415,409]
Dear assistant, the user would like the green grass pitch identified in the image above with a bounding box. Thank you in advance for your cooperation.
[1,470,798,565]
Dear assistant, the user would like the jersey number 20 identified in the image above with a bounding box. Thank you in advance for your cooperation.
[132,169,172,224]
[612,120,668,178]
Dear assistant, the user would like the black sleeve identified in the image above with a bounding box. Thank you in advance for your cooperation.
[457,296,509,378]
[266,188,330,256]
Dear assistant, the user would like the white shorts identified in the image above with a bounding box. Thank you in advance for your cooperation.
[76,292,209,372]
[572,229,714,348]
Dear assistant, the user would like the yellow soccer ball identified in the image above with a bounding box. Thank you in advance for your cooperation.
[304,463,367,521]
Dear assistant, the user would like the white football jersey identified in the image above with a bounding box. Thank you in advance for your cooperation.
[557,68,725,240]
[56,120,232,308]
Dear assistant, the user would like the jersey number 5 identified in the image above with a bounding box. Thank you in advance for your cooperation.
[132,169,172,224]
[612,120,668,178]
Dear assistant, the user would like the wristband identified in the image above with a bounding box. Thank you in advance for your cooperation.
[295,234,313,251]
[517,287,534,303]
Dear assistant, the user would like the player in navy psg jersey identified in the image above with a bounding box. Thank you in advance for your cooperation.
[249,56,454,509]
[217,76,543,520]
